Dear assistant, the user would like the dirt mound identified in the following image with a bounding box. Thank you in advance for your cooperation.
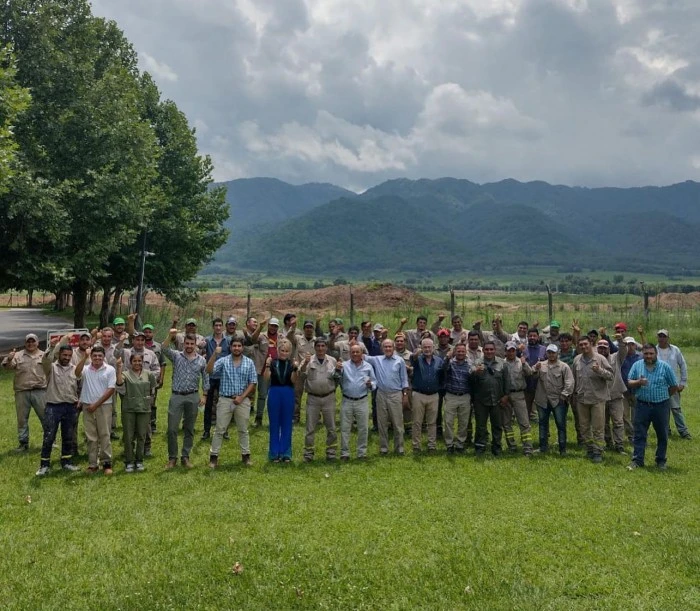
[655,292,700,309]
[262,283,439,311]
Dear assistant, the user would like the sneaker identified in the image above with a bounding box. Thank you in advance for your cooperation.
[283,457,292,463]
[15,443,29,453]
[626,462,640,471]
[615,448,627,455]
[35,466,50,476]
[135,463,145,472]
[181,457,194,469]
[125,463,135,473]
[657,462,668,471]
[62,464,80,472]
[681,434,692,440]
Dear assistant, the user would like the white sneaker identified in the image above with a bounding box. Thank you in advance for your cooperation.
[35,466,50,476]
[62,464,80,472]
[135,462,145,472]
[125,463,135,473]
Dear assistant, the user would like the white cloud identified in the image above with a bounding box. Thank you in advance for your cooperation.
[91,0,700,188]
[140,52,178,82]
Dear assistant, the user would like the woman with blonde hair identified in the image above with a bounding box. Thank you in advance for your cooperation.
[264,338,298,462]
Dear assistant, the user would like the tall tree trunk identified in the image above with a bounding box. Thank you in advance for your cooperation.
[72,280,89,328]
[108,287,123,323]
[99,288,112,328]
[28,289,34,307]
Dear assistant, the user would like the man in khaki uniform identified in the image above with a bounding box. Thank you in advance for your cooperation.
[330,325,367,362]
[394,333,413,433]
[290,320,316,423]
[598,339,627,454]
[300,338,340,461]
[2,333,47,451]
[573,337,614,463]
[503,341,534,455]
[533,344,574,455]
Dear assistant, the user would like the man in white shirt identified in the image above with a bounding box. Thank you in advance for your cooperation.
[75,346,117,475]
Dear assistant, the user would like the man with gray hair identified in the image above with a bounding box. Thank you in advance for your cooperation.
[410,338,444,453]
[365,339,410,456]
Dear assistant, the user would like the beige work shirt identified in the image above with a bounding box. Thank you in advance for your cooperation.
[504,357,533,393]
[573,352,613,403]
[303,355,339,395]
[43,354,79,404]
[3,349,47,391]
[534,360,574,407]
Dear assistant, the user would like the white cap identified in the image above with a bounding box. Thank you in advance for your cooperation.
[268,317,280,327]
[623,336,637,344]
[546,343,559,353]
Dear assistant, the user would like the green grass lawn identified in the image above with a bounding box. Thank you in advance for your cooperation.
[1,354,699,610]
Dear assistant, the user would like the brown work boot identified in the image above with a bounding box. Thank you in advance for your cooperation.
[181,457,194,469]
[209,454,218,469]
[242,454,253,467]
[165,458,177,469]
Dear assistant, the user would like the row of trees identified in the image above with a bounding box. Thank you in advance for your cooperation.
[0,0,228,327]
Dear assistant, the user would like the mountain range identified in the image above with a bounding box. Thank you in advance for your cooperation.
[211,177,700,275]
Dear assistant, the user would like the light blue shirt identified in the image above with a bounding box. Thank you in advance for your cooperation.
[628,359,678,403]
[212,355,258,397]
[340,359,376,398]
[365,354,408,392]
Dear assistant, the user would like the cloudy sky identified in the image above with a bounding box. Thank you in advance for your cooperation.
[91,0,700,191]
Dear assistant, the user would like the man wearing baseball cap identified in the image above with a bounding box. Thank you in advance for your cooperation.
[655,329,691,439]
[2,333,48,451]
[597,339,627,454]
[289,320,317,423]
[175,318,206,353]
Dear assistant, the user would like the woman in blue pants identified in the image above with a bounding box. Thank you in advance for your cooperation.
[264,339,297,462]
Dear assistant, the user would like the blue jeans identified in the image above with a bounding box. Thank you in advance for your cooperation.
[40,402,76,466]
[267,385,294,460]
[537,402,568,451]
[633,399,671,466]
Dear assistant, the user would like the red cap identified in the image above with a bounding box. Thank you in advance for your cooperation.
[614,322,627,331]
[437,328,451,337]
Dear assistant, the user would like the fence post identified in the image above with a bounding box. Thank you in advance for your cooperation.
[449,287,455,321]
[246,284,251,319]
[546,283,553,322]
[349,285,355,327]
[640,282,649,322]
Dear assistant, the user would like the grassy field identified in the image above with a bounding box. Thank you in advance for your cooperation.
[1,351,698,610]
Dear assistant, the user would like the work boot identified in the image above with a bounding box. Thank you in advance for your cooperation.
[242,454,253,466]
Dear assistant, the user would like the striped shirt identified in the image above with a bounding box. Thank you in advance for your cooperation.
[163,346,206,393]
[628,359,678,403]
[212,355,258,397]
[441,358,471,395]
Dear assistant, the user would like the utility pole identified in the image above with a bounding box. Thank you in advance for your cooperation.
[135,231,155,330]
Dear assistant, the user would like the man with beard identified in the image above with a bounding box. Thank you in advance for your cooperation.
[201,318,230,440]
[618,336,642,443]
[329,325,367,362]
[398,315,437,352]
[142,324,166,434]
[394,333,414,435]
[626,344,678,471]
[207,338,257,468]
[69,331,93,456]
[558,332,583,445]
[36,337,81,475]
[163,331,207,468]
[524,328,546,422]
[243,316,270,428]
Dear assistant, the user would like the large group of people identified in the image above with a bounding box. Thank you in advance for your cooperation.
[1,311,691,475]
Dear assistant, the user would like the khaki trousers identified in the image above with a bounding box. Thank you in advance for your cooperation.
[340,397,369,458]
[505,391,532,451]
[443,392,471,450]
[622,393,635,441]
[570,395,584,444]
[210,396,251,457]
[83,402,113,467]
[578,401,606,456]
[304,394,337,459]
[604,397,625,449]
[377,390,404,454]
[15,388,46,445]
[412,392,439,450]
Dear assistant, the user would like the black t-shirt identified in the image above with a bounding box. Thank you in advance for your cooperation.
[270,359,294,387]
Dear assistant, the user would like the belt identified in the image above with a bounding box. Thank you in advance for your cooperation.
[446,391,469,396]
[307,391,335,398]
[509,389,525,393]
[414,390,437,395]
[343,394,367,401]
[172,390,198,395]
